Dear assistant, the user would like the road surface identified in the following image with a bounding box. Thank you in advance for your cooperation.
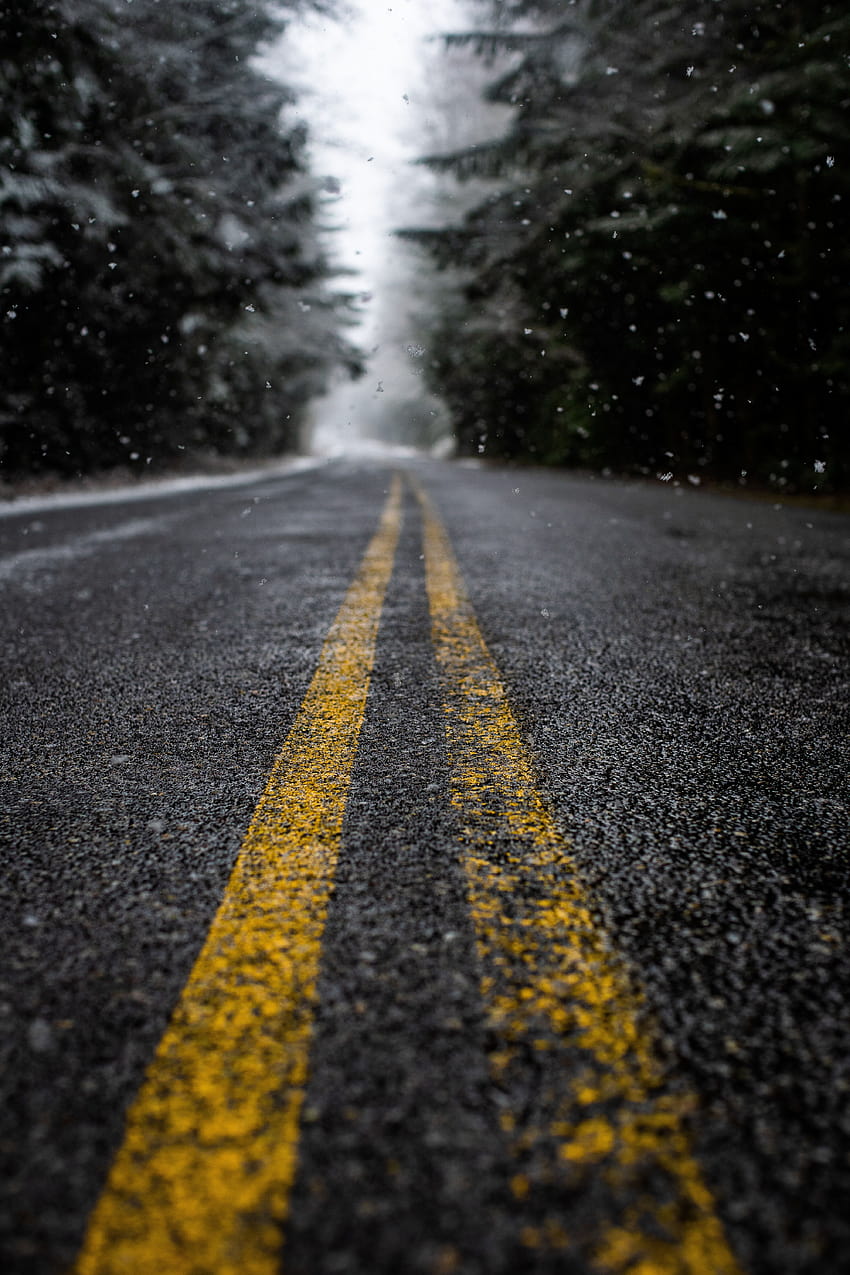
[1,457,848,1274]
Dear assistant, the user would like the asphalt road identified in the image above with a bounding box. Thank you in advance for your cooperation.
[1,456,848,1275]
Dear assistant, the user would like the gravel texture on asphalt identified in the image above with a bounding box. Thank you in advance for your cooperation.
[1,458,848,1274]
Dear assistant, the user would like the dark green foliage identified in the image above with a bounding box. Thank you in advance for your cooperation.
[407,0,850,491]
[0,0,357,478]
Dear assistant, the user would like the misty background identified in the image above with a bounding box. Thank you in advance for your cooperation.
[267,0,506,456]
[2,0,848,492]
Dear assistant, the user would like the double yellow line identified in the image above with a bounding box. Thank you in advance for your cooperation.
[75,474,742,1275]
[75,477,403,1275]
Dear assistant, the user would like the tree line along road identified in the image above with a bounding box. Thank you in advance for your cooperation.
[1,457,848,1275]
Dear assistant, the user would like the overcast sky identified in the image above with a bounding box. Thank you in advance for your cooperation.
[265,0,475,453]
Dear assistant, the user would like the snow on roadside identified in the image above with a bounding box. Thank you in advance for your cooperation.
[0,456,327,518]
[0,516,179,585]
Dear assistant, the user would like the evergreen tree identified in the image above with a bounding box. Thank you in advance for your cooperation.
[0,0,357,477]
[405,0,850,491]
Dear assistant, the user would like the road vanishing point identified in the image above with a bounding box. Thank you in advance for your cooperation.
[1,457,848,1275]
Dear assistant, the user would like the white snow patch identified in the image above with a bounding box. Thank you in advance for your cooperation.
[0,456,326,518]
[0,516,171,583]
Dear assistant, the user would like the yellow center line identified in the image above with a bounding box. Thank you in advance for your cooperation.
[413,477,743,1275]
[74,475,404,1275]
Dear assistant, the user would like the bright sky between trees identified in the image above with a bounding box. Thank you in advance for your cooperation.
[265,0,472,453]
